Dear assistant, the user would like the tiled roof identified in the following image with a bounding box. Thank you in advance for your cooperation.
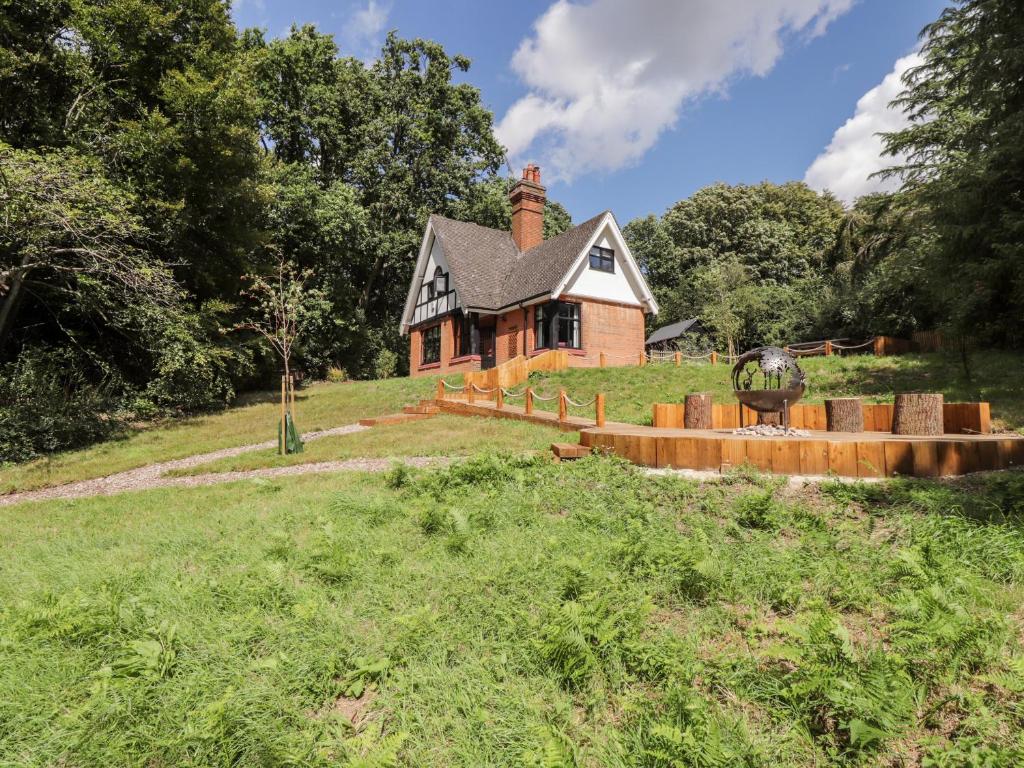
[646,318,700,345]
[428,210,608,311]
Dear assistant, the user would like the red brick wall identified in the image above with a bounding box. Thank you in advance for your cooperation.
[408,316,482,378]
[495,309,530,365]
[565,295,646,367]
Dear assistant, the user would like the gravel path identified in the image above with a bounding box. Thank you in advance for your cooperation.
[0,423,444,508]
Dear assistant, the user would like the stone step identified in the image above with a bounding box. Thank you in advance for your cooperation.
[551,442,592,462]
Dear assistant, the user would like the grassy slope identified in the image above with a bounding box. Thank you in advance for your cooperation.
[0,376,433,494]
[1,457,1022,766]
[168,415,563,476]
[525,351,1024,429]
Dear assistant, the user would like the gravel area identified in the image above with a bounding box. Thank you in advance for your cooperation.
[0,422,394,507]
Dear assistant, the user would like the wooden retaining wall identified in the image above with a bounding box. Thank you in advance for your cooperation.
[581,427,1024,478]
[463,349,569,400]
[652,402,991,435]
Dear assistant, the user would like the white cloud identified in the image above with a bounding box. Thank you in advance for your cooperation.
[804,52,921,203]
[496,0,855,182]
[342,0,390,60]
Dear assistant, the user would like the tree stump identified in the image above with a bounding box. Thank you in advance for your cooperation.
[826,397,864,432]
[683,393,713,429]
[892,393,944,436]
[756,411,782,427]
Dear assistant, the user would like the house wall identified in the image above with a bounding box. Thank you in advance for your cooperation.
[560,226,644,307]
[571,295,647,367]
[409,315,482,378]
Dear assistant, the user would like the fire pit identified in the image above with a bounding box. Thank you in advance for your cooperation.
[732,346,806,430]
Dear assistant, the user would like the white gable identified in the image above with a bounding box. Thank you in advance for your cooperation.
[554,215,658,313]
[399,221,461,333]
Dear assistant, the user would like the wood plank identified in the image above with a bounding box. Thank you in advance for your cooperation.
[799,440,830,476]
[720,438,747,472]
[628,435,658,467]
[855,441,887,478]
[884,441,914,477]
[911,441,939,477]
[695,436,724,470]
[744,440,773,472]
[978,402,992,434]
[771,439,802,475]
[936,440,964,476]
[827,441,859,477]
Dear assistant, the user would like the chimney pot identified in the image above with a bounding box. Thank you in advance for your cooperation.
[509,164,546,251]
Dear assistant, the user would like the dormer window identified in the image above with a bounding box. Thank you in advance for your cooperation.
[589,246,614,273]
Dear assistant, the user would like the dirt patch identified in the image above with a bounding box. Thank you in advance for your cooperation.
[311,688,378,730]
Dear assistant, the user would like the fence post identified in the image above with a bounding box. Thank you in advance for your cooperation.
[558,388,567,422]
[436,379,444,400]
[467,380,475,404]
[674,351,681,366]
[873,337,883,357]
[496,387,504,409]
[600,351,606,368]
[639,352,646,368]
[596,393,606,427]
[525,387,534,415]
[825,340,833,356]
[710,351,718,366]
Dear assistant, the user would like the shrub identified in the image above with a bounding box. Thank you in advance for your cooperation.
[0,347,123,462]
[326,366,348,383]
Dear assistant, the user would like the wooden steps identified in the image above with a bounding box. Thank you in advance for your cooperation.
[359,412,435,427]
[551,442,592,462]
[403,404,440,415]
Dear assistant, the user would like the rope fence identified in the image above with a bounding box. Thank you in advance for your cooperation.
[438,379,606,427]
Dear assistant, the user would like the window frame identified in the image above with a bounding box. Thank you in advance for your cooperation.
[533,304,549,350]
[557,301,581,349]
[588,245,615,273]
[421,324,441,365]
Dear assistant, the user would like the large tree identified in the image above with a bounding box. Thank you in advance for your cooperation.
[882,0,1024,345]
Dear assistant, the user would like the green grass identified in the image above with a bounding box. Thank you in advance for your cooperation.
[2,455,1023,766]
[524,351,1024,429]
[168,415,564,476]
[0,376,433,495]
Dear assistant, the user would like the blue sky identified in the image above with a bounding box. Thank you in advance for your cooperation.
[232,0,946,223]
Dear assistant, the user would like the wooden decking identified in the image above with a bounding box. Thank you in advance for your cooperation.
[432,397,610,432]
[580,425,1024,478]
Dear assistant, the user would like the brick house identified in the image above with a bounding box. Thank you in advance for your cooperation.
[400,165,658,377]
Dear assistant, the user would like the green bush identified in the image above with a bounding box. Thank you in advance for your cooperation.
[0,347,124,462]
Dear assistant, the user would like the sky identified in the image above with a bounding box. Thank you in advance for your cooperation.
[232,0,947,224]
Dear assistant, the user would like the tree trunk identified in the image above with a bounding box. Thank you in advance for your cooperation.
[683,393,713,430]
[756,411,781,426]
[0,256,30,351]
[826,397,864,432]
[892,393,944,436]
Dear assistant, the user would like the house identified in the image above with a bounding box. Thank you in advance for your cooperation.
[400,165,659,376]
[645,318,703,350]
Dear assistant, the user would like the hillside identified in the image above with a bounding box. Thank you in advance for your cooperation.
[522,352,1024,430]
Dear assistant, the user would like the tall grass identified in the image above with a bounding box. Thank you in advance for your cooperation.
[2,458,1023,765]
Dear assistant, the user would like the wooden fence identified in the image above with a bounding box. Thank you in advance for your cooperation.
[652,401,991,435]
[462,349,569,400]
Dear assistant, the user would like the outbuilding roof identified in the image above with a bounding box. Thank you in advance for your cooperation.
[645,318,700,346]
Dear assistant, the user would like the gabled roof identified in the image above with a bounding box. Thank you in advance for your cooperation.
[401,210,657,333]
[646,318,700,346]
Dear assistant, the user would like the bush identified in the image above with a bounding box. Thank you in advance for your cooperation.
[373,347,398,380]
[0,347,123,462]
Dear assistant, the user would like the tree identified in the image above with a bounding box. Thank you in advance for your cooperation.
[882,0,1024,345]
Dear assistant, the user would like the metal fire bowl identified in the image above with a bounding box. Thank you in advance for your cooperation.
[734,385,806,413]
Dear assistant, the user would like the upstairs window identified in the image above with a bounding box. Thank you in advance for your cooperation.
[433,266,447,296]
[589,245,614,273]
[421,325,441,365]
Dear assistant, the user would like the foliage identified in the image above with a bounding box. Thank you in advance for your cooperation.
[4,452,1024,764]
[882,0,1024,346]
[0,346,123,463]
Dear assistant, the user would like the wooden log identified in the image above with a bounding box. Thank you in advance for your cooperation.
[710,351,718,365]
[600,351,606,368]
[525,387,533,415]
[595,393,606,427]
[892,393,944,436]
[825,397,864,432]
[558,389,567,421]
[756,411,782,426]
[683,393,713,430]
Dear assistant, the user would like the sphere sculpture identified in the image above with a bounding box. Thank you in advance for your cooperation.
[731,346,806,427]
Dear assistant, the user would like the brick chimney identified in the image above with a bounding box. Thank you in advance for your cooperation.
[509,163,545,251]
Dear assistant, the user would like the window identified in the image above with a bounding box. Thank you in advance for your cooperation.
[534,304,549,349]
[535,301,581,350]
[433,266,447,296]
[557,302,581,348]
[589,245,614,273]
[421,325,441,365]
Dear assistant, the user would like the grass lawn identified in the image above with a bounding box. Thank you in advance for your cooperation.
[523,351,1024,430]
[0,376,433,495]
[167,415,564,476]
[2,455,1023,766]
